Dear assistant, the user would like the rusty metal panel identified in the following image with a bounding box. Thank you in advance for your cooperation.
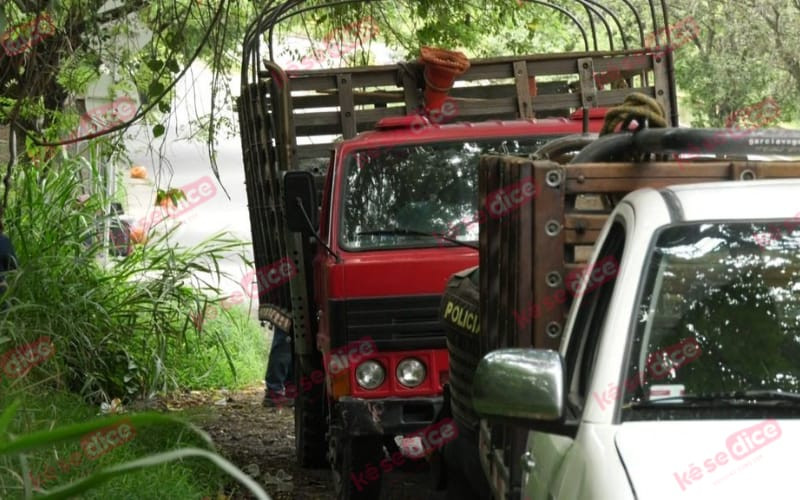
[513,60,534,118]
[500,164,520,345]
[513,160,535,349]
[531,162,567,350]
[564,162,800,194]
[401,68,421,113]
[479,155,502,356]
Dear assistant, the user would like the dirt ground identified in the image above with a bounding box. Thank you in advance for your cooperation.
[172,386,445,500]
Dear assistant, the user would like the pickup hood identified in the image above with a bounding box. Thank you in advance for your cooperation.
[614,420,798,500]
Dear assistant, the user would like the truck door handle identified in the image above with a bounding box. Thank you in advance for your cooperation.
[521,451,536,472]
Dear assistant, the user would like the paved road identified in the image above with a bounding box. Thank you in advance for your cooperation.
[123,66,254,307]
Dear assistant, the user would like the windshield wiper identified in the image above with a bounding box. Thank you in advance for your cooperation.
[736,390,800,402]
[356,227,478,250]
[627,390,800,409]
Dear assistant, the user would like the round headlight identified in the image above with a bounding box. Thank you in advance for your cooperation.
[355,360,385,389]
[397,358,426,388]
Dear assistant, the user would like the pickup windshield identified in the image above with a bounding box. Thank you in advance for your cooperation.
[622,221,800,414]
[339,136,559,250]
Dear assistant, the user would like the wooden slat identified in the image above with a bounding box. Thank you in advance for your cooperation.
[288,69,399,92]
[564,229,602,245]
[292,90,405,109]
[296,143,334,159]
[564,213,609,229]
[290,87,655,137]
[286,81,572,112]
[591,53,653,73]
[336,73,357,139]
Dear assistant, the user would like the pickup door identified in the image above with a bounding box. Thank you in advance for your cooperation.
[521,208,630,500]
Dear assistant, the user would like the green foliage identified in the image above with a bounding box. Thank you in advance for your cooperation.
[669,0,799,126]
[0,392,267,499]
[0,152,257,402]
[173,304,267,390]
[273,0,587,61]
[155,187,187,208]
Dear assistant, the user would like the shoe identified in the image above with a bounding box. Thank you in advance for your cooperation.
[263,390,294,408]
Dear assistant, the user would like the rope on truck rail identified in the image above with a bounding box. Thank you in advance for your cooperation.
[600,92,667,136]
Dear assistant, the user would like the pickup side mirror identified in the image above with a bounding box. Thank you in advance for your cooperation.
[283,171,317,233]
[473,349,566,425]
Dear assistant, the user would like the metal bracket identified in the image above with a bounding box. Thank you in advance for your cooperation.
[399,62,421,113]
[336,73,356,139]
[576,57,597,109]
[651,51,673,125]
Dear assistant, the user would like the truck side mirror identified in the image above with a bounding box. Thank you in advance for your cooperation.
[473,349,566,425]
[283,171,318,233]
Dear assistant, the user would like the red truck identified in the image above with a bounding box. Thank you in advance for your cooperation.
[236,3,678,499]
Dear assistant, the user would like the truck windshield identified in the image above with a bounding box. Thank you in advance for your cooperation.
[622,221,800,415]
[339,136,559,250]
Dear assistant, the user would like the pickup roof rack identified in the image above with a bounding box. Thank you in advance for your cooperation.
[237,0,680,328]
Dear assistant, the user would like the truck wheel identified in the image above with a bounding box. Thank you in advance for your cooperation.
[294,367,327,468]
[332,436,383,500]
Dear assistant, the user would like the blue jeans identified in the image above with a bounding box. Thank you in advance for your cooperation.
[266,326,293,394]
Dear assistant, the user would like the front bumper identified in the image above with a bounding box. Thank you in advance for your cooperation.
[335,396,443,436]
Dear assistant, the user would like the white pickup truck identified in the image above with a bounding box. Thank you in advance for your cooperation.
[472,179,800,500]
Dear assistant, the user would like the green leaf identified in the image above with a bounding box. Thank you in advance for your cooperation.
[166,58,180,73]
[0,399,22,441]
[145,58,163,71]
[148,81,165,98]
[0,413,212,456]
[152,124,165,138]
[36,448,271,500]
[158,100,171,113]
[165,32,184,51]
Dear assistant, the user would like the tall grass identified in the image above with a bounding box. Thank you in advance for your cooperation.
[173,304,267,389]
[0,148,272,498]
[0,393,269,499]
[0,150,259,402]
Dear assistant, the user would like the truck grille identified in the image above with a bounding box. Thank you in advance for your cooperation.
[328,295,445,350]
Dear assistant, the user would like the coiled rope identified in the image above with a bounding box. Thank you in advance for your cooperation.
[600,92,667,135]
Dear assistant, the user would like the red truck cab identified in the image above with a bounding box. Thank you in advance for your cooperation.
[305,114,605,497]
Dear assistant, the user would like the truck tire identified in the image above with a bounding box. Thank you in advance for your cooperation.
[441,266,481,434]
[332,436,383,500]
[294,363,328,468]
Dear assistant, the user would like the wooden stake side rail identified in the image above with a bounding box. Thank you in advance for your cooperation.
[259,50,674,167]
[479,157,800,353]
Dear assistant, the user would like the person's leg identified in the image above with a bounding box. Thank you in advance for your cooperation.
[264,325,293,405]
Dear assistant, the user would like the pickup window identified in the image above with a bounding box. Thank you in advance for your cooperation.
[622,221,800,415]
[338,136,559,250]
[566,221,626,406]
